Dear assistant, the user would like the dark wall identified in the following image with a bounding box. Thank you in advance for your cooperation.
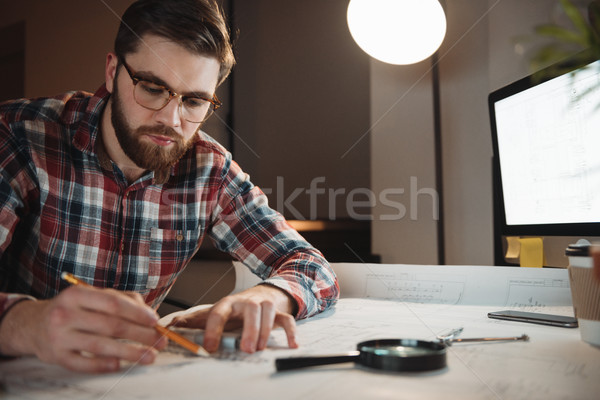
[231,0,371,220]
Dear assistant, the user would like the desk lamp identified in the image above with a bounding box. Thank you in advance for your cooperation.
[346,0,448,263]
[346,0,447,65]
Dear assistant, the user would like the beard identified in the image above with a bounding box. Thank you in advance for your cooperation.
[110,84,196,172]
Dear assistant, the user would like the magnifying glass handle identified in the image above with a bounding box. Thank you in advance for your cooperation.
[275,351,360,371]
[450,334,529,344]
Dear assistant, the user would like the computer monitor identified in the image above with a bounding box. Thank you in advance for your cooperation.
[489,53,600,265]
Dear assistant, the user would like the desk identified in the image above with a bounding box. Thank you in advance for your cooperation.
[1,265,599,399]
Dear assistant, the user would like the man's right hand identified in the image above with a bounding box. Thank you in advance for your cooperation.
[0,286,168,373]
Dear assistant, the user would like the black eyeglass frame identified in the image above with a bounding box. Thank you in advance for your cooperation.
[118,57,222,122]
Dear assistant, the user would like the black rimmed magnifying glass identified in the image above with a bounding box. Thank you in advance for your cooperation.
[275,339,447,372]
[275,330,529,373]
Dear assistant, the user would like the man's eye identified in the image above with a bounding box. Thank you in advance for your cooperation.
[183,97,208,108]
[139,81,165,95]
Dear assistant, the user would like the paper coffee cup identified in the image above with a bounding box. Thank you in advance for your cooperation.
[566,243,600,347]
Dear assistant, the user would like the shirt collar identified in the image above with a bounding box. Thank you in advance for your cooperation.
[72,84,110,155]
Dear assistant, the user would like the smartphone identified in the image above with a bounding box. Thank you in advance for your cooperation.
[487,310,578,328]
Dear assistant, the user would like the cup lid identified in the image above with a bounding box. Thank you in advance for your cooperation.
[565,243,590,257]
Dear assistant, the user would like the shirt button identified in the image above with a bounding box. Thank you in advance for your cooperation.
[121,243,125,251]
[176,233,184,241]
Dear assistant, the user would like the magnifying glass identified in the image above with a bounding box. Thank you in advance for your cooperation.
[275,339,447,372]
[275,332,529,372]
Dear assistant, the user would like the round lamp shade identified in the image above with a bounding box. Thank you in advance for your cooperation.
[347,0,447,65]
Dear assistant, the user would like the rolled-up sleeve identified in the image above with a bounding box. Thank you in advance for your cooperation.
[207,153,339,319]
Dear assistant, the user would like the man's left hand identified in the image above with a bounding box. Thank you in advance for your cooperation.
[170,285,298,353]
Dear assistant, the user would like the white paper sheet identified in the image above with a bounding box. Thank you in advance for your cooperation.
[0,298,596,400]
[234,262,572,306]
[1,264,593,400]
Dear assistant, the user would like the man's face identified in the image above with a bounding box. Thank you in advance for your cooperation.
[106,34,221,172]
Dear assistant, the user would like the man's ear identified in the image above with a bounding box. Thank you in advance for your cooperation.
[105,52,119,93]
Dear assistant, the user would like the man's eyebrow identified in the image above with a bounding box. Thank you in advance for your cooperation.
[134,70,213,98]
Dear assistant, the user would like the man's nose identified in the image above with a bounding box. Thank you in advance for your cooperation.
[154,96,182,128]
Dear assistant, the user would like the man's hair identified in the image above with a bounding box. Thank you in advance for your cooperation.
[114,0,235,86]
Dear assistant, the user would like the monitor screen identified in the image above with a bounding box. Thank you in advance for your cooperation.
[489,56,600,236]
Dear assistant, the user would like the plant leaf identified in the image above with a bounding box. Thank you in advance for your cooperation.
[529,45,574,75]
[535,24,588,46]
[560,0,590,36]
[589,1,600,41]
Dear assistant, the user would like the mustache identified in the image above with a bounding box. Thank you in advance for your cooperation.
[136,125,181,141]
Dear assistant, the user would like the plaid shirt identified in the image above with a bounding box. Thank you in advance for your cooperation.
[0,85,338,320]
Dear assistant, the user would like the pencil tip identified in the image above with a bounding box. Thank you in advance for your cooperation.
[196,347,210,357]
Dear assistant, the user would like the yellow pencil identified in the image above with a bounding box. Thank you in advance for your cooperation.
[60,272,209,357]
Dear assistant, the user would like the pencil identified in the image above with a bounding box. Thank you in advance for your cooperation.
[60,272,210,357]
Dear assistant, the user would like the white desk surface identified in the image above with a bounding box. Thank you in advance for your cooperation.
[1,264,599,400]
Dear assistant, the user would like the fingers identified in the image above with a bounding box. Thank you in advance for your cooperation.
[1,286,168,373]
[169,309,211,329]
[256,302,275,350]
[203,302,232,352]
[238,302,297,352]
[238,300,268,352]
[167,285,299,354]
[55,287,167,348]
[50,303,162,350]
[60,352,121,374]
[35,286,168,372]
[50,343,159,374]
[72,287,159,326]
[201,294,298,354]
[49,331,160,373]
[274,312,299,349]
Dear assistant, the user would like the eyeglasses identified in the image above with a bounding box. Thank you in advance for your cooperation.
[119,58,221,123]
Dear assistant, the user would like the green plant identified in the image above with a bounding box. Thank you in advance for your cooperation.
[530,0,600,77]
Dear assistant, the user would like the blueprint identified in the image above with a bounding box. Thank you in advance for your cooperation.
[1,264,595,400]
[235,262,572,307]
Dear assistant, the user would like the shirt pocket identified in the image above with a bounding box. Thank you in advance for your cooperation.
[147,228,200,290]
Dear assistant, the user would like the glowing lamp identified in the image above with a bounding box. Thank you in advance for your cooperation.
[347,0,447,65]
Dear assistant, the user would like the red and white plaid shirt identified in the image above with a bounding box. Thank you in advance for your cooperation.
[0,85,338,321]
